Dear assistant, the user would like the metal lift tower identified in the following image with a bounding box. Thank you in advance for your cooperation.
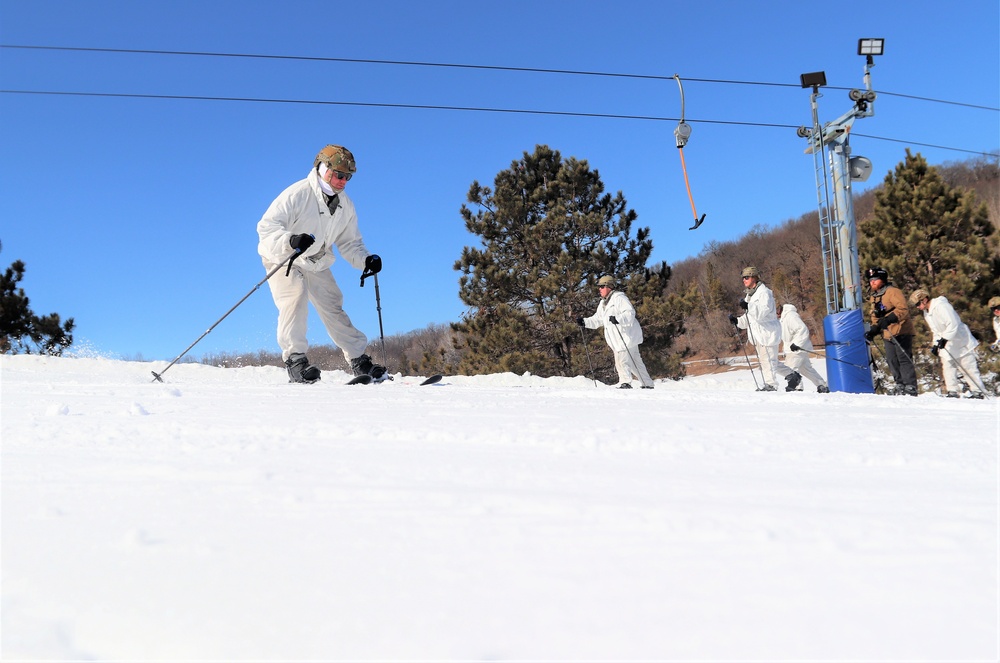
[797,38,884,393]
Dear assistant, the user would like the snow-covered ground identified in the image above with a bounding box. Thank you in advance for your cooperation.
[2,354,997,661]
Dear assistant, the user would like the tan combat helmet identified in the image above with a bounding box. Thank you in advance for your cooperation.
[314,145,357,174]
[597,275,616,288]
[741,266,761,279]
[909,289,930,306]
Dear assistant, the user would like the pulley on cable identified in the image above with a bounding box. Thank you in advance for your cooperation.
[673,74,706,230]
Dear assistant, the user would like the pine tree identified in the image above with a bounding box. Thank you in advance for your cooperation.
[452,145,691,380]
[859,149,999,340]
[1,256,76,356]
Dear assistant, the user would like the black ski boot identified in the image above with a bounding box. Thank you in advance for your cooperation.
[286,353,321,384]
[817,384,830,393]
[785,372,802,392]
[617,383,633,389]
[350,353,387,380]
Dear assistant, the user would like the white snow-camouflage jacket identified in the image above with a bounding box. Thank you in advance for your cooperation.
[736,282,781,347]
[257,169,369,273]
[583,290,643,350]
[779,304,813,352]
[922,296,978,358]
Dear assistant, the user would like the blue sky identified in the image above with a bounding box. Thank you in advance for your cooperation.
[2,0,997,362]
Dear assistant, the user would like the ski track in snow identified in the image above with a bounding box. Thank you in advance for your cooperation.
[1,354,997,660]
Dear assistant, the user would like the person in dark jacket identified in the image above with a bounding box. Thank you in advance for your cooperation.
[864,267,918,396]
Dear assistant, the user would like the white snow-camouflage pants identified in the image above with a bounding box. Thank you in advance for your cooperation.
[755,343,786,389]
[940,348,985,394]
[783,349,827,388]
[614,344,654,388]
[263,260,368,363]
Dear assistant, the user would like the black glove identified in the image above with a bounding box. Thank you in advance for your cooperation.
[365,254,382,274]
[789,343,800,352]
[739,300,749,310]
[608,315,619,325]
[575,317,585,327]
[729,314,739,326]
[930,345,940,357]
[877,312,898,331]
[289,233,315,252]
[936,338,947,349]
[865,328,879,342]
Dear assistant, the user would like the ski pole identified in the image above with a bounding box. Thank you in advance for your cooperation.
[151,251,299,383]
[884,331,919,373]
[938,344,991,397]
[743,316,770,390]
[729,317,761,389]
[789,343,869,371]
[578,324,598,387]
[360,267,389,372]
[865,335,897,394]
[611,321,643,386]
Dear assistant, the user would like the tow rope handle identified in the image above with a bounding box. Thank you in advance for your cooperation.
[674,74,706,230]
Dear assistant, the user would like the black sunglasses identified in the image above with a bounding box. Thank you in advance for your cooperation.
[331,170,352,181]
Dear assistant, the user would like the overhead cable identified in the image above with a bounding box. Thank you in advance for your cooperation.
[2,88,994,157]
[2,43,997,112]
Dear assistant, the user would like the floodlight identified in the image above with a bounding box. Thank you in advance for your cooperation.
[857,38,884,56]
[800,71,827,89]
[849,156,873,182]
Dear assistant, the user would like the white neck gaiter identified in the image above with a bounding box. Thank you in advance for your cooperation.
[317,163,336,196]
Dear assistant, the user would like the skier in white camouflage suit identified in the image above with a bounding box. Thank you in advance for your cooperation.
[909,289,986,398]
[577,275,654,389]
[257,145,386,384]
[729,266,785,392]
[989,295,1000,353]
[776,303,829,393]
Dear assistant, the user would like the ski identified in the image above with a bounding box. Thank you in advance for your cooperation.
[347,374,442,386]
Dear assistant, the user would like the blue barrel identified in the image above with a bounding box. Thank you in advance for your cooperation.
[823,309,874,394]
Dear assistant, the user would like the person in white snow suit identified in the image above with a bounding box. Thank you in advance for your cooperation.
[989,296,1000,353]
[257,145,386,384]
[728,266,786,392]
[576,275,654,389]
[909,289,987,398]
[776,303,829,393]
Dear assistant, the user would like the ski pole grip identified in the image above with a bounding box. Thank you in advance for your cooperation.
[285,248,303,277]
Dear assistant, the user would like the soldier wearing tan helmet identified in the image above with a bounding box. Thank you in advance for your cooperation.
[576,275,654,389]
[909,288,987,398]
[257,145,386,383]
[989,296,1000,353]
[728,266,785,391]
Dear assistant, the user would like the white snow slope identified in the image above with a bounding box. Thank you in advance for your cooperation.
[2,354,998,661]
